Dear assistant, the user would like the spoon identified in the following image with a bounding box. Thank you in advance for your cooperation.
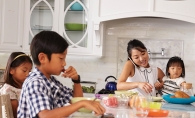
[93,98,97,101]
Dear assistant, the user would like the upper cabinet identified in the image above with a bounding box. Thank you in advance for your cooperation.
[0,0,24,52]
[93,0,151,21]
[93,0,195,24]
[23,0,103,56]
[154,0,195,23]
[23,0,58,52]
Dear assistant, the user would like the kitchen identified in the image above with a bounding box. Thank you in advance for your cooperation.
[1,0,195,117]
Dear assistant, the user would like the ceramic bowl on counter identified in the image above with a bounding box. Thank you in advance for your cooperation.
[71,97,100,113]
[114,90,138,98]
[149,102,162,109]
[80,81,96,93]
[102,95,129,108]
[148,109,169,117]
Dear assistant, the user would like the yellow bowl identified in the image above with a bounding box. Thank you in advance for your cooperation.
[71,97,100,113]
[149,102,162,109]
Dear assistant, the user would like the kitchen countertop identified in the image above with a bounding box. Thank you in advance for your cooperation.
[63,101,195,118]
[64,107,195,118]
[64,93,195,117]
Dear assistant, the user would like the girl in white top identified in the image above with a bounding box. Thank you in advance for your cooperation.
[117,39,165,96]
[0,52,32,118]
[160,56,186,95]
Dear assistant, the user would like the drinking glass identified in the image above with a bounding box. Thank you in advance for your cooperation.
[132,95,150,118]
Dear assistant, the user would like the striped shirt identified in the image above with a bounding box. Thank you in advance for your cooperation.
[17,67,73,118]
[161,76,185,95]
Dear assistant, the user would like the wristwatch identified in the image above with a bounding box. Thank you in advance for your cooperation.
[72,75,80,83]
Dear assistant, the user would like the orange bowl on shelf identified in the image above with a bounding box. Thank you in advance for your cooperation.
[147,109,169,117]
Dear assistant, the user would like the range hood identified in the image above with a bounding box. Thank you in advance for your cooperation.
[92,0,195,46]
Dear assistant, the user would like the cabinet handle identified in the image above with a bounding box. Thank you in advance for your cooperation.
[20,45,22,48]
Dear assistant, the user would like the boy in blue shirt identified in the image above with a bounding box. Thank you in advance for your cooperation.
[17,31,105,118]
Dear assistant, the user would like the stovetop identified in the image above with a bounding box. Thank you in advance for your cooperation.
[97,89,115,94]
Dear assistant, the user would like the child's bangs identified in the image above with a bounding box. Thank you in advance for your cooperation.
[169,62,182,67]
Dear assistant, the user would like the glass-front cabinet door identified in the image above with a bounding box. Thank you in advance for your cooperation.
[30,0,55,41]
[23,0,58,51]
[59,0,92,54]
[24,0,93,55]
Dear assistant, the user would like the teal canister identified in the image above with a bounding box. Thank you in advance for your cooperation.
[70,2,83,11]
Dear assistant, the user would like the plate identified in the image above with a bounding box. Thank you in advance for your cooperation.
[162,94,195,104]
[152,96,163,102]
[148,109,169,117]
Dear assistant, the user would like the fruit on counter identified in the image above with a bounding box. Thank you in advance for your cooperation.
[129,95,149,108]
[171,90,190,98]
[61,69,65,72]
[82,86,95,93]
[103,96,118,108]
[129,95,139,108]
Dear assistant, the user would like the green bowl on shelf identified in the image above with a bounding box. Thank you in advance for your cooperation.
[65,23,87,31]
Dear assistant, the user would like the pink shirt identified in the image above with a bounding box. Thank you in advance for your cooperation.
[0,83,21,100]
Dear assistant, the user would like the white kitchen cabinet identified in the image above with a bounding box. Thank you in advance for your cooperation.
[92,0,195,50]
[93,0,195,23]
[96,0,151,18]
[0,0,24,52]
[154,0,195,23]
[22,0,103,56]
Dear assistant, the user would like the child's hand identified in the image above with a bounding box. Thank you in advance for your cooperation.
[138,82,153,93]
[154,82,163,90]
[62,66,78,80]
[82,100,105,116]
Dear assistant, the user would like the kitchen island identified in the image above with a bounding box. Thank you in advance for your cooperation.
[64,102,195,118]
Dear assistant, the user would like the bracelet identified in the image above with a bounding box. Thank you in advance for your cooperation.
[72,75,80,83]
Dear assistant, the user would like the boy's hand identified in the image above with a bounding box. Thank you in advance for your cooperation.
[62,66,78,80]
[82,100,105,116]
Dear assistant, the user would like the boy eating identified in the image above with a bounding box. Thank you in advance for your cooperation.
[17,31,105,118]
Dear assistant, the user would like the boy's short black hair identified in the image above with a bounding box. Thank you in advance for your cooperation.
[166,56,185,78]
[30,31,69,65]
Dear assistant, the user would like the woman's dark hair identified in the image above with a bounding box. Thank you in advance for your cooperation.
[166,56,185,77]
[3,52,32,88]
[30,31,69,65]
[127,39,147,60]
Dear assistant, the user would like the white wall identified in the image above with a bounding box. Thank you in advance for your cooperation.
[0,17,195,93]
